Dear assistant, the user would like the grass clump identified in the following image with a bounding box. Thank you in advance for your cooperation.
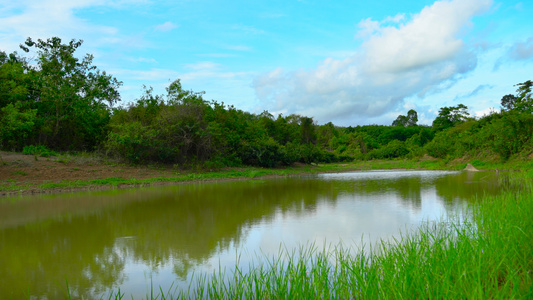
[22,145,58,157]
[11,170,28,176]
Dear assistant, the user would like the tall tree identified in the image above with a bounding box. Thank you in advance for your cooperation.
[392,109,418,127]
[513,80,533,112]
[501,94,518,111]
[499,80,533,112]
[0,51,31,108]
[432,104,469,132]
[20,37,122,150]
[300,116,317,145]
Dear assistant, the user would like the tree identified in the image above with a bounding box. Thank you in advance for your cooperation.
[0,102,37,150]
[392,109,418,127]
[500,81,533,113]
[317,122,338,149]
[513,80,533,112]
[0,51,32,109]
[432,104,469,132]
[501,94,517,111]
[300,117,317,144]
[19,37,122,150]
[501,94,518,111]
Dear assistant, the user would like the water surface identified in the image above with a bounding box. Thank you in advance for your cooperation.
[0,170,499,298]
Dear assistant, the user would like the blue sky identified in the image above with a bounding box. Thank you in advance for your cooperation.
[1,0,532,126]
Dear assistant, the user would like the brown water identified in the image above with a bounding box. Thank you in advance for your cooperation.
[0,170,499,299]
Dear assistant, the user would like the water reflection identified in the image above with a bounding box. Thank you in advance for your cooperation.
[0,170,499,299]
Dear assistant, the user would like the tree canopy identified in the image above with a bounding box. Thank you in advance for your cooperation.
[0,37,122,151]
[392,109,418,127]
[432,104,469,132]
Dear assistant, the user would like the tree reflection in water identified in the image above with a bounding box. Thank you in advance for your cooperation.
[0,170,500,299]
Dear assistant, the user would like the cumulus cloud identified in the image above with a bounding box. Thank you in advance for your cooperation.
[253,0,492,125]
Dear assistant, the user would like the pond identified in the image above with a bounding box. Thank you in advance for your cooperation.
[0,170,500,299]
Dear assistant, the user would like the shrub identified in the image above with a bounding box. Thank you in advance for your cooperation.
[368,140,409,159]
[22,145,58,157]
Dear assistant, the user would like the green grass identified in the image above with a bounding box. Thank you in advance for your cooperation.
[92,170,533,299]
[22,145,58,157]
[11,170,28,176]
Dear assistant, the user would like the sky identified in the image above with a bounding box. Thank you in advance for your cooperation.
[1,0,532,126]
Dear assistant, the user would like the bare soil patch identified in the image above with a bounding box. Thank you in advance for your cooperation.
[0,151,184,196]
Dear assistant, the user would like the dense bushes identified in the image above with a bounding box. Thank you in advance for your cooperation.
[424,111,533,160]
[103,80,346,167]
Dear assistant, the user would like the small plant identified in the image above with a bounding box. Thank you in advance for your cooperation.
[11,170,28,176]
[22,145,58,157]
[471,159,486,167]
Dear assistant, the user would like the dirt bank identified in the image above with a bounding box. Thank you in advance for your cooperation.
[0,151,207,197]
[0,151,349,197]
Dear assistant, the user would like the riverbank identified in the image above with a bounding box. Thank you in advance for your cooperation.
[0,150,525,197]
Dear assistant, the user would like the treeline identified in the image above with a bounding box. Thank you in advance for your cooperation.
[1,37,532,167]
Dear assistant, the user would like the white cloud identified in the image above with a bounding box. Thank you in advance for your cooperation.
[253,0,492,125]
[453,84,494,101]
[474,107,498,118]
[129,56,158,63]
[154,21,178,32]
[184,61,220,71]
[112,68,180,82]
[508,37,533,60]
[0,0,145,53]
[493,36,533,70]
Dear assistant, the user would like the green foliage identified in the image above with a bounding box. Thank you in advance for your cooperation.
[424,107,533,161]
[501,94,517,111]
[240,138,282,167]
[22,145,58,157]
[0,51,32,109]
[0,102,37,150]
[2,41,532,169]
[105,79,345,167]
[316,122,338,149]
[489,111,533,159]
[432,104,470,132]
[1,37,122,151]
[368,140,410,159]
[392,109,418,127]
[300,116,317,145]
[513,80,533,112]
